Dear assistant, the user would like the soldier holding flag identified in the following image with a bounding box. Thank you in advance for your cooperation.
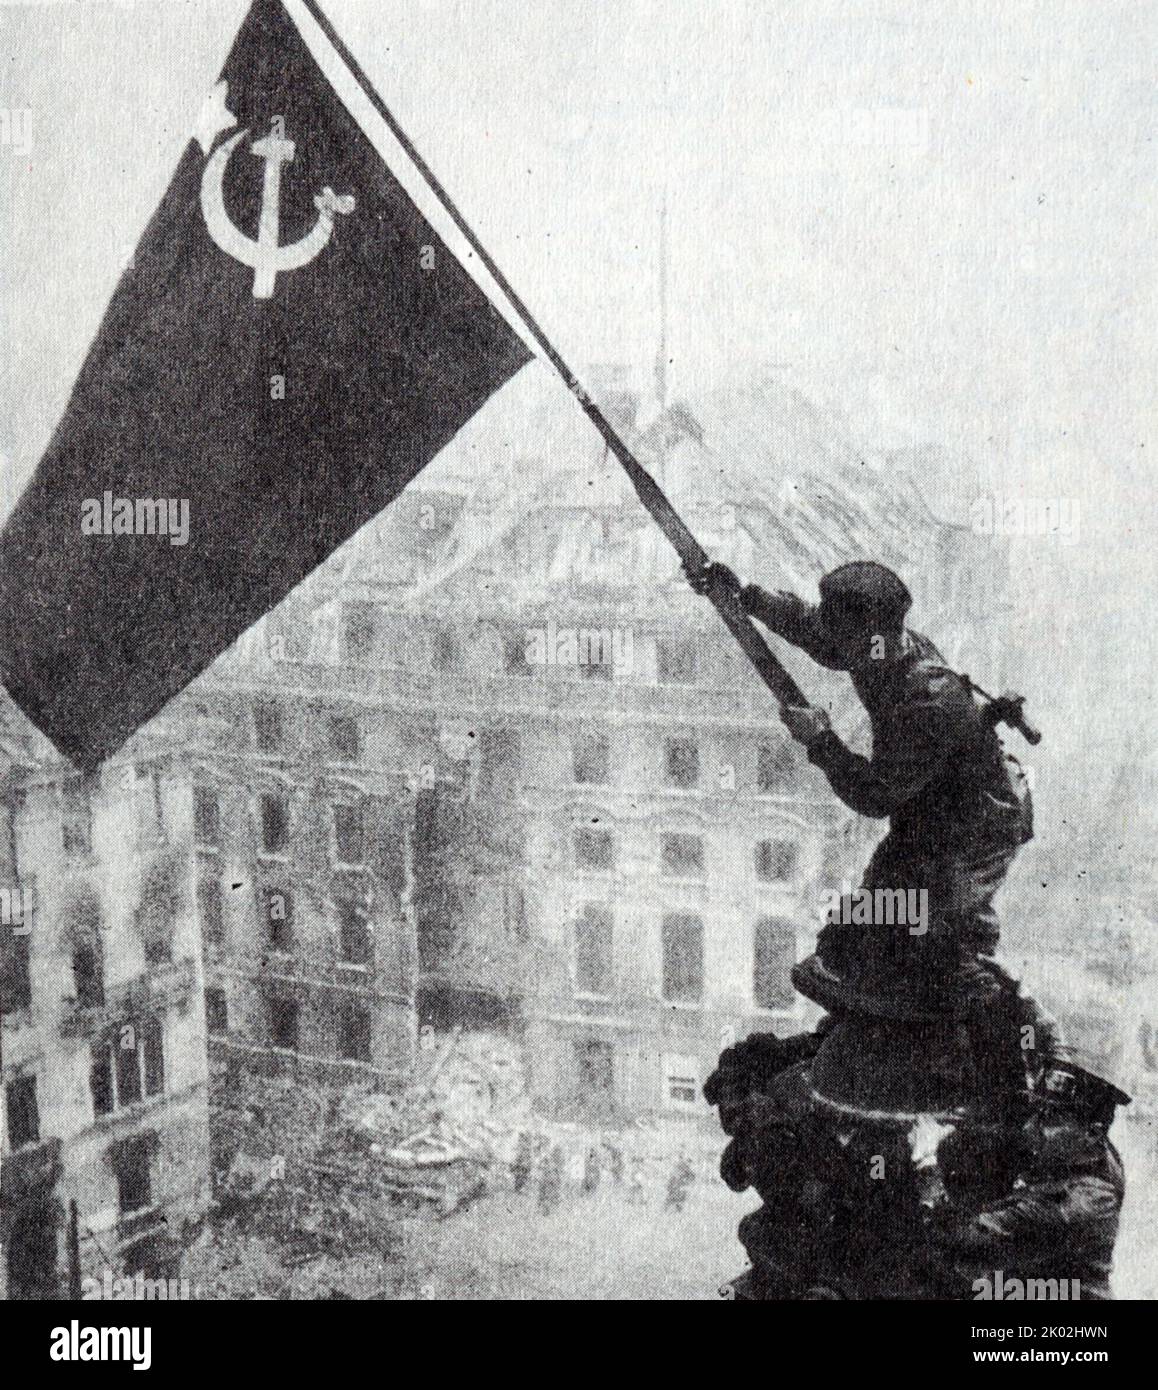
[688,558,1034,1029]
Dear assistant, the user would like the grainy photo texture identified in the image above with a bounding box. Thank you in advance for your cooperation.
[0,0,1153,1322]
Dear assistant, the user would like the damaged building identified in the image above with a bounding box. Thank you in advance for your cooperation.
[180,371,1012,1131]
[173,668,420,1178]
[0,715,210,1298]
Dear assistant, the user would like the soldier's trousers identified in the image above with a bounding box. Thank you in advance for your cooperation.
[816,834,1048,1096]
[818,833,1023,988]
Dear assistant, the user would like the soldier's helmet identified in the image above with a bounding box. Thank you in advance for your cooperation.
[818,561,912,633]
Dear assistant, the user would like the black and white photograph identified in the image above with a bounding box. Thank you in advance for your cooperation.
[0,0,1153,1352]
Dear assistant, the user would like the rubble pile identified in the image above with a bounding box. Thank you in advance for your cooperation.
[338,1031,533,1212]
[336,1032,716,1217]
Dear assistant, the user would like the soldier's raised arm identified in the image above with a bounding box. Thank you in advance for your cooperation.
[741,580,844,669]
[684,561,842,668]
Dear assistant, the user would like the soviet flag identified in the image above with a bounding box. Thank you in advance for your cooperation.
[0,0,530,769]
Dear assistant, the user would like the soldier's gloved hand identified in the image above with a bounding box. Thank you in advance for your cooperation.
[780,705,832,747]
[705,1076,756,1137]
[703,1044,744,1116]
[684,559,743,604]
[706,1031,826,1128]
[929,1203,1009,1254]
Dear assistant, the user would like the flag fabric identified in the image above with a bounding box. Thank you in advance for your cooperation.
[0,0,530,770]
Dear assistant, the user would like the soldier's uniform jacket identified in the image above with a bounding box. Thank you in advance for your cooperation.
[935,1143,1125,1300]
[744,586,1031,858]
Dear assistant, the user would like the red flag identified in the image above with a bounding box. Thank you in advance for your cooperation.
[0,0,530,769]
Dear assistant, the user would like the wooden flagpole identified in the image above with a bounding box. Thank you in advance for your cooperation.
[297,0,808,709]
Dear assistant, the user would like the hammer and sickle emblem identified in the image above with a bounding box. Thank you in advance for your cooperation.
[200,124,355,298]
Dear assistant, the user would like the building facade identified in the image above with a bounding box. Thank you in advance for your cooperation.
[169,668,420,1181]
[0,718,210,1298]
[180,377,1010,1127]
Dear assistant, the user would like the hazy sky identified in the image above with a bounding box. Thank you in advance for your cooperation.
[3,1,1152,463]
[0,0,1154,833]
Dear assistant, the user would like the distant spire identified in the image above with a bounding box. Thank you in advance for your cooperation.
[654,190,669,415]
[653,191,669,489]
